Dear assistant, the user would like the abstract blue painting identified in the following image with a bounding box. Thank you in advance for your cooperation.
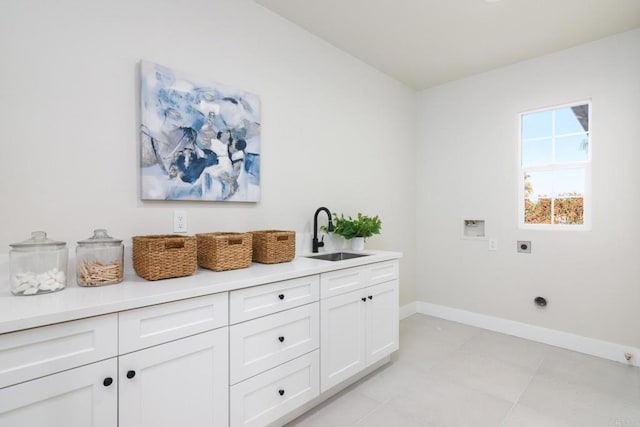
[140,61,260,201]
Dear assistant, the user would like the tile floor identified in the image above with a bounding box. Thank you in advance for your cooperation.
[287,314,640,427]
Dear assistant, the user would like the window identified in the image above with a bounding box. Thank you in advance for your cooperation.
[519,101,591,229]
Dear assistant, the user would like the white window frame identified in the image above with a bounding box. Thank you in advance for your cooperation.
[518,100,592,230]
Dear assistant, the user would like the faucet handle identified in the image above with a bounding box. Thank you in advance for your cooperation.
[318,235,325,247]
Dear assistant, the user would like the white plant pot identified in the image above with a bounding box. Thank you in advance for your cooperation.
[351,237,365,251]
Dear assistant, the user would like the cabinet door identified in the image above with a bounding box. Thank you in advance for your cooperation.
[365,280,399,365]
[119,328,228,427]
[320,289,367,392]
[0,358,117,427]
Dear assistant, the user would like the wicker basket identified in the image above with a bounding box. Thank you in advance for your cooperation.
[196,232,253,271]
[132,235,197,281]
[251,230,296,264]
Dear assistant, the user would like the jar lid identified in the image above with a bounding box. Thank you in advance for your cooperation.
[10,231,67,248]
[77,229,123,246]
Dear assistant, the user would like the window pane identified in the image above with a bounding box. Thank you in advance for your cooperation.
[553,168,585,197]
[554,196,584,224]
[522,138,552,166]
[555,134,589,163]
[522,110,552,140]
[555,105,589,135]
[524,171,552,224]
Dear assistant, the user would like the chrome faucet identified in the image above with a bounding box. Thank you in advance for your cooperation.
[312,207,334,253]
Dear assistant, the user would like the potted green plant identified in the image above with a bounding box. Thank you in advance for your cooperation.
[325,213,382,250]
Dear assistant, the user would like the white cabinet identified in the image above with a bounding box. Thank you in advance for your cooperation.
[0,358,117,427]
[229,275,319,324]
[118,294,229,427]
[230,302,319,384]
[0,253,401,427]
[229,276,321,426]
[119,293,228,354]
[320,261,399,392]
[320,288,367,390]
[0,294,229,427]
[119,328,228,427]
[365,281,399,364]
[0,314,117,389]
[230,350,319,427]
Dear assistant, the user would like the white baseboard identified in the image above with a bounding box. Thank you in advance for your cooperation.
[410,301,639,367]
[399,302,417,320]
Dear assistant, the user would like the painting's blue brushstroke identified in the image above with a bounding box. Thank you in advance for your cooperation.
[174,148,219,184]
[140,61,261,202]
[245,153,260,186]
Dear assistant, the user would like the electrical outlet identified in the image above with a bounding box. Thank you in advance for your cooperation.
[174,210,187,233]
[488,239,498,251]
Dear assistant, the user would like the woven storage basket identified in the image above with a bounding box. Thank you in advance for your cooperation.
[132,235,197,281]
[251,230,296,264]
[196,232,253,271]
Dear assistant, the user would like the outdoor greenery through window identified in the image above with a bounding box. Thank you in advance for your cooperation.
[520,102,591,227]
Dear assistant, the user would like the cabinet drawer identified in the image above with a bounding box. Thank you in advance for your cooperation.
[119,293,228,354]
[320,266,367,299]
[0,314,117,389]
[369,260,399,285]
[230,275,319,324]
[230,350,319,427]
[230,302,319,384]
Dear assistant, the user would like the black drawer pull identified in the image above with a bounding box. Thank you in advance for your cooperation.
[278,336,285,343]
[368,295,373,300]
[278,389,285,396]
[278,294,285,300]
[361,297,366,302]
[126,370,136,379]
[103,377,113,387]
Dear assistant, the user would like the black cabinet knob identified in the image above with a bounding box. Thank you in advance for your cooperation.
[126,370,136,379]
[103,377,113,387]
[368,295,373,300]
[278,294,285,300]
[361,297,367,302]
[278,336,285,343]
[278,389,285,396]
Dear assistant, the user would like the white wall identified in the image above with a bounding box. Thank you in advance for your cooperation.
[416,29,640,347]
[0,0,416,304]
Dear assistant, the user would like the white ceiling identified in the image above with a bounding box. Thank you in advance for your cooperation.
[252,0,640,90]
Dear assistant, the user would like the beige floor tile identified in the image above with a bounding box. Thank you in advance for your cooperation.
[517,372,623,426]
[386,373,513,427]
[458,329,551,370]
[286,314,640,427]
[285,387,378,426]
[539,346,640,405]
[355,403,432,427]
[502,404,577,427]
[350,362,432,404]
[428,348,536,403]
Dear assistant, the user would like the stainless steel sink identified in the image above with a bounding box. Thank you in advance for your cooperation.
[306,252,371,261]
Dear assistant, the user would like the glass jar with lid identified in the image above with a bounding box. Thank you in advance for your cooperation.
[76,229,124,286]
[9,231,68,296]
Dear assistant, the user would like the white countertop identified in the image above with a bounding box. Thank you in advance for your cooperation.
[0,250,401,334]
